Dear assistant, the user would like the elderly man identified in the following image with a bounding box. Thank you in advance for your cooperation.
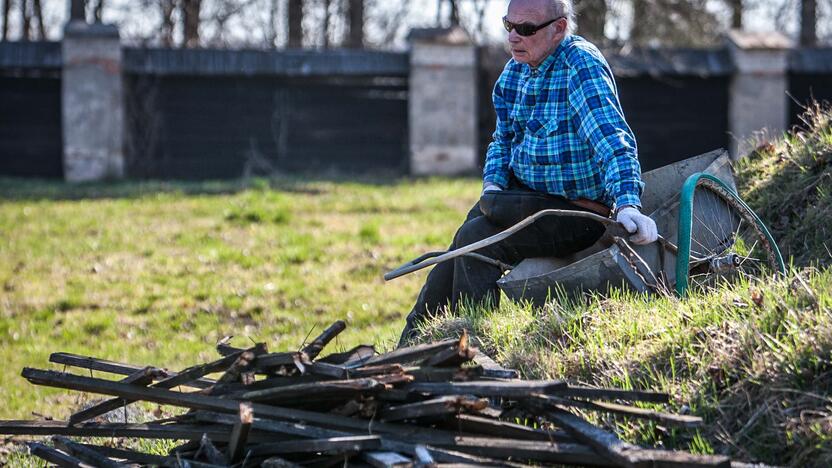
[398,0,657,345]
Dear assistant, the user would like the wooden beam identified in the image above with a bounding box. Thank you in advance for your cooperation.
[542,407,729,468]
[446,414,575,442]
[247,435,382,457]
[227,402,253,463]
[1,419,272,442]
[52,436,122,468]
[68,366,161,424]
[240,378,385,404]
[537,394,703,428]
[49,352,215,389]
[26,442,94,468]
[379,396,487,422]
[361,451,413,468]
[554,386,670,403]
[471,349,520,379]
[302,320,347,360]
[77,444,226,468]
[350,339,459,367]
[405,380,566,399]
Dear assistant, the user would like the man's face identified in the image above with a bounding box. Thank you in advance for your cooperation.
[506,0,567,67]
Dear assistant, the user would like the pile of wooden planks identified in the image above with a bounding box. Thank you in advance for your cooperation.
[1,321,732,467]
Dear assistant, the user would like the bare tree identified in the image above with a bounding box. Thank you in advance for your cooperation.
[20,0,30,40]
[322,0,331,48]
[575,0,608,44]
[267,0,279,47]
[347,0,363,47]
[70,0,84,21]
[727,0,743,29]
[628,0,722,47]
[182,0,201,47]
[288,0,303,47]
[159,0,175,47]
[91,0,104,23]
[2,0,13,41]
[800,0,817,46]
[32,0,44,37]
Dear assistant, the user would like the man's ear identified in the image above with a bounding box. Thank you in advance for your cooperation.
[554,18,568,39]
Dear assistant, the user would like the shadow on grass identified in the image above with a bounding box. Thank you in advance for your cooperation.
[0,170,430,201]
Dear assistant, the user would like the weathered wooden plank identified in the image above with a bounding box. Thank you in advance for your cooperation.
[537,394,703,428]
[421,332,474,368]
[68,366,161,425]
[52,436,122,468]
[405,380,566,399]
[240,378,386,403]
[554,386,670,403]
[439,437,611,465]
[77,444,227,468]
[350,339,459,367]
[446,414,575,443]
[471,350,520,379]
[306,362,405,380]
[49,352,216,389]
[543,407,730,468]
[379,396,488,422]
[361,451,413,468]
[403,366,483,383]
[194,434,225,465]
[0,420,270,443]
[247,435,383,457]
[26,442,94,468]
[318,345,377,366]
[227,402,253,463]
[262,456,304,467]
[302,320,347,360]
[253,351,306,371]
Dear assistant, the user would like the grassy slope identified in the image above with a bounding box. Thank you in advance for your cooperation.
[0,176,481,421]
[416,106,832,466]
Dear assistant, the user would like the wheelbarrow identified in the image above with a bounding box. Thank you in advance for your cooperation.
[384,149,785,300]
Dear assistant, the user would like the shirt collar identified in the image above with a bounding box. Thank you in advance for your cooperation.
[522,35,574,77]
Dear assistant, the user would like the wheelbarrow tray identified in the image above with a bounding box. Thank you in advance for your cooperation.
[497,148,735,304]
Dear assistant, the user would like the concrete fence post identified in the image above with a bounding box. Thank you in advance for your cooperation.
[61,21,125,182]
[727,30,791,158]
[408,27,478,176]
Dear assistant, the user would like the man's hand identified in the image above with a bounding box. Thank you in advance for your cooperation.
[616,206,658,245]
[482,183,503,195]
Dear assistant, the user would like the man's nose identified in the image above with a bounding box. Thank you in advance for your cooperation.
[508,30,521,43]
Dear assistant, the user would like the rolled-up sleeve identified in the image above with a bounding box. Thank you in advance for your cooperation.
[483,78,512,188]
[567,59,643,209]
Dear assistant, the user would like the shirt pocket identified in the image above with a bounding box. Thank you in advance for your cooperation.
[524,117,561,165]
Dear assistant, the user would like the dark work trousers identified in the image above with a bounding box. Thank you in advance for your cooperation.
[398,179,607,346]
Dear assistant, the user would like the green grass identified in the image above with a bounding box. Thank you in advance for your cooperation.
[0,175,482,426]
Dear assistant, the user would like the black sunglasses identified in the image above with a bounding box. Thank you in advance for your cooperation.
[502,16,565,36]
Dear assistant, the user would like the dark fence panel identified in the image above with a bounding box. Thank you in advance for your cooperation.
[124,48,409,179]
[788,48,832,127]
[478,47,731,173]
[0,42,63,178]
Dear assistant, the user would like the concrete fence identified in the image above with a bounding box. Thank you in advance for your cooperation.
[1,22,831,181]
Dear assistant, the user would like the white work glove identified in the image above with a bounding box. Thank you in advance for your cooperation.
[481,183,503,195]
[616,206,658,245]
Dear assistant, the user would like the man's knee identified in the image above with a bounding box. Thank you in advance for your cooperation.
[454,216,500,247]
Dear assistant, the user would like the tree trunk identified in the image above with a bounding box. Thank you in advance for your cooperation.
[322,0,330,48]
[69,0,84,21]
[93,0,103,23]
[266,0,278,47]
[800,0,817,46]
[629,0,648,45]
[575,0,607,44]
[160,0,175,47]
[727,0,742,29]
[346,0,363,48]
[21,0,30,41]
[182,0,201,47]
[2,0,12,41]
[32,0,44,38]
[449,0,460,26]
[287,0,303,47]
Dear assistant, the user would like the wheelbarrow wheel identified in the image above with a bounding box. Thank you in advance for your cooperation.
[675,173,785,296]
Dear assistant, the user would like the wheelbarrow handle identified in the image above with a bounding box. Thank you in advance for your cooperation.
[384,209,630,281]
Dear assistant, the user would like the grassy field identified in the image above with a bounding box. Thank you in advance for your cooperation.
[0,176,481,422]
[2,106,830,466]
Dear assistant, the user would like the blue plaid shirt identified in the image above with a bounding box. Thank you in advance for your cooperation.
[483,35,643,209]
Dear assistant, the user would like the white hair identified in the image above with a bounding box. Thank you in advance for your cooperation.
[551,0,576,34]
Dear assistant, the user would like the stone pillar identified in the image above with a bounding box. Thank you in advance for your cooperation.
[727,30,791,158]
[408,27,478,175]
[62,21,125,181]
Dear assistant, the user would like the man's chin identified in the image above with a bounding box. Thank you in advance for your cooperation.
[511,52,530,63]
